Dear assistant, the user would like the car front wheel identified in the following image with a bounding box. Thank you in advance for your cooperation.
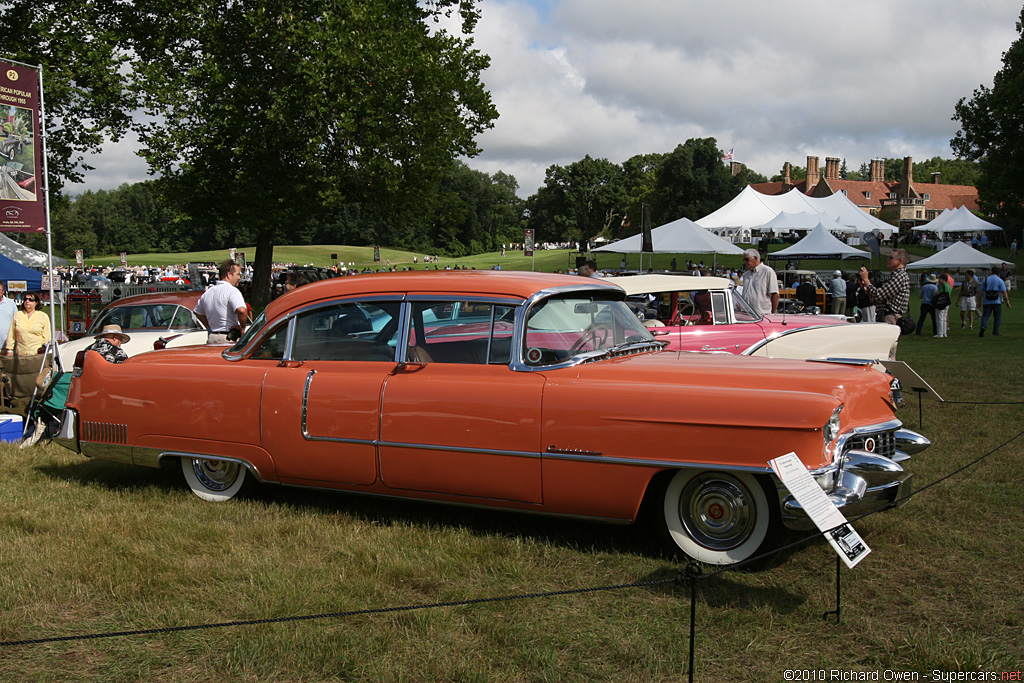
[181,457,247,502]
[662,469,776,565]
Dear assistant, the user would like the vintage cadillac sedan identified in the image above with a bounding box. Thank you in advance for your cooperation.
[56,271,928,565]
[604,274,900,363]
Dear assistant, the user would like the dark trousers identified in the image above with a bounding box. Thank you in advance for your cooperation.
[916,303,936,335]
[980,303,1002,335]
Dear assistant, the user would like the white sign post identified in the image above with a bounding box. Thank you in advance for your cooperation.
[768,452,871,568]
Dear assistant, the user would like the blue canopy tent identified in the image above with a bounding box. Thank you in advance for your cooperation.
[0,251,43,290]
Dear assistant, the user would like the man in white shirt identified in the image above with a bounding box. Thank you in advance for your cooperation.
[195,260,249,344]
[739,248,779,315]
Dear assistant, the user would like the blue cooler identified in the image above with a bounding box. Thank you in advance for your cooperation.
[0,415,24,443]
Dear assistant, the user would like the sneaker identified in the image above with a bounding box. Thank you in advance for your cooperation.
[961,323,965,329]
[19,419,46,450]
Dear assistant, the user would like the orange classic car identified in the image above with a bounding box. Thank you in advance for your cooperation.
[56,271,929,565]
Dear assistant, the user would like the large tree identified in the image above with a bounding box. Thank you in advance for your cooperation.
[0,0,137,193]
[952,5,1024,235]
[4,0,496,307]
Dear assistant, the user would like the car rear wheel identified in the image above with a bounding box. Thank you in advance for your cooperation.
[181,457,246,502]
[662,469,775,565]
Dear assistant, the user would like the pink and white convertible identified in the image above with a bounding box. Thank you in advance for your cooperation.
[604,274,900,362]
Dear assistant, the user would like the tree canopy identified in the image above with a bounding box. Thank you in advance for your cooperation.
[952,5,1024,235]
[4,0,498,306]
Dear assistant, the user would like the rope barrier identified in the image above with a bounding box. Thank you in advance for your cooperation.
[1,426,1020,651]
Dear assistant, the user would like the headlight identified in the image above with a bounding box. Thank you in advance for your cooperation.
[824,404,843,445]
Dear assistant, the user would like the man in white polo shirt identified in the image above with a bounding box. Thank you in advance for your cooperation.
[739,248,779,315]
[195,259,249,344]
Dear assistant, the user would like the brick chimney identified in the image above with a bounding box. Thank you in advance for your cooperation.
[825,157,840,180]
[902,156,916,197]
[783,161,792,188]
[806,156,820,191]
[870,158,884,183]
[931,171,941,184]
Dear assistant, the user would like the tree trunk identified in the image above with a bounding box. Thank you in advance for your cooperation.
[250,225,277,313]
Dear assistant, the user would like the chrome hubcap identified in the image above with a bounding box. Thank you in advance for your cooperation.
[191,459,241,492]
[678,474,756,550]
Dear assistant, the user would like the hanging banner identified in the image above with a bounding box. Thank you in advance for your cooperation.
[523,229,534,257]
[75,249,84,268]
[0,61,44,232]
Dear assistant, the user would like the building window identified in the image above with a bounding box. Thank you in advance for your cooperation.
[923,193,930,200]
[889,192,897,199]
[865,191,871,199]
[841,189,847,196]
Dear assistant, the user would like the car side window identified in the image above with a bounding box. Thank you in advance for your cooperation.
[407,301,516,365]
[290,301,400,362]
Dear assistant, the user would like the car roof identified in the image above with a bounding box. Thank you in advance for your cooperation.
[264,270,622,319]
[104,290,204,309]
[603,274,735,296]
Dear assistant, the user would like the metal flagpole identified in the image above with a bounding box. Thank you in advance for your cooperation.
[36,64,60,368]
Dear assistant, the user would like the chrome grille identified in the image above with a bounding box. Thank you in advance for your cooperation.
[83,421,128,445]
[844,431,896,459]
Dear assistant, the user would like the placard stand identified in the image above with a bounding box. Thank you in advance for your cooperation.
[881,360,943,428]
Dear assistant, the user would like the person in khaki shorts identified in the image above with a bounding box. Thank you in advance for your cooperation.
[957,269,979,330]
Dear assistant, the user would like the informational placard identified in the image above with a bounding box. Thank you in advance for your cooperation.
[75,249,84,268]
[769,452,871,568]
[229,248,237,261]
[0,61,45,233]
[524,229,535,257]
[40,274,61,291]
[7,280,26,293]
[120,252,127,266]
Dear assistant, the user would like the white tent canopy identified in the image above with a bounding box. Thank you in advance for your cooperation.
[910,206,1003,235]
[753,211,846,235]
[765,224,871,260]
[905,241,1012,270]
[0,233,71,267]
[592,216,744,255]
[697,186,894,238]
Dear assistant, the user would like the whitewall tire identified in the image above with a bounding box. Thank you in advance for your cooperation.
[181,457,247,502]
[662,469,774,565]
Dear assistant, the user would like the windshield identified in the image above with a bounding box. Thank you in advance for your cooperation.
[228,310,268,354]
[522,296,655,366]
[730,289,762,323]
[90,303,201,333]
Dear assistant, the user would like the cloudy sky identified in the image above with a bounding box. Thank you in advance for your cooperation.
[67,0,1022,198]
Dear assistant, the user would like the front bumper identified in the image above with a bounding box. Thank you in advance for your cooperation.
[779,425,929,531]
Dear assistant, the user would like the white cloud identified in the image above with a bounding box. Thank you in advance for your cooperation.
[70,0,1022,201]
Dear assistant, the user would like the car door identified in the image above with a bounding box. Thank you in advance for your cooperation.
[259,299,402,487]
[378,299,545,504]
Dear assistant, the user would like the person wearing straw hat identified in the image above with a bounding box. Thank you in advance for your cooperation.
[84,324,131,364]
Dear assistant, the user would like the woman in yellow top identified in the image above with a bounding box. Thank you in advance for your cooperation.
[5,293,51,356]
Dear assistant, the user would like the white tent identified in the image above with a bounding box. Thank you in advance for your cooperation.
[765,224,871,261]
[811,192,895,238]
[592,216,744,255]
[0,233,71,267]
[905,241,1012,270]
[697,186,894,239]
[910,206,1003,236]
[753,211,846,235]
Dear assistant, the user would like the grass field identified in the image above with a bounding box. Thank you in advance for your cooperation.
[3,256,1022,681]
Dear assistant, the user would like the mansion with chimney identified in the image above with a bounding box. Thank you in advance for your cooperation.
[748,156,978,228]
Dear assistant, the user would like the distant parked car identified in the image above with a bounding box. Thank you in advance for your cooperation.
[604,274,900,363]
[58,291,208,362]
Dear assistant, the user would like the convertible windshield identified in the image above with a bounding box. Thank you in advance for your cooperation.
[90,303,201,333]
[523,296,655,366]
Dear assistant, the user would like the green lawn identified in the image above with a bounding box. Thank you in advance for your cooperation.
[3,249,1020,682]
